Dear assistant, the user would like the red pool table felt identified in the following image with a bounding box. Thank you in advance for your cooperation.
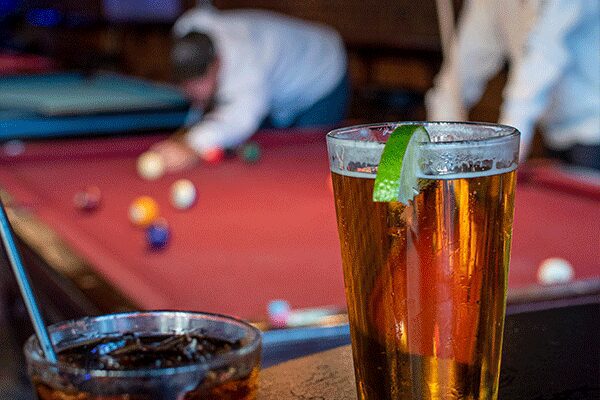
[0,131,599,319]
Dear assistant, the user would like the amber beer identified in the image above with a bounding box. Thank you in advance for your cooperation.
[327,123,519,400]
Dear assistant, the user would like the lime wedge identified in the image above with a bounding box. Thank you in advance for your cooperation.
[373,125,430,204]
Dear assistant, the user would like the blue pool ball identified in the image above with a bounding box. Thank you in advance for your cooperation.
[146,220,170,250]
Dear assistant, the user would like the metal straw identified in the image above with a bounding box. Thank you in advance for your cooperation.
[0,200,57,362]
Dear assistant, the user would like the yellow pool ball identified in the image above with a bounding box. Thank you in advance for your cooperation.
[128,196,159,227]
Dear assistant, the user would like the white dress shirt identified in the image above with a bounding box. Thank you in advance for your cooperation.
[173,7,347,151]
[426,0,600,157]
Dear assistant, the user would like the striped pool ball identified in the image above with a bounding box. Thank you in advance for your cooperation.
[73,186,102,212]
[170,179,197,210]
[128,196,159,227]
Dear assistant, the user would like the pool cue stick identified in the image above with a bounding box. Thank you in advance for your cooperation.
[435,0,467,118]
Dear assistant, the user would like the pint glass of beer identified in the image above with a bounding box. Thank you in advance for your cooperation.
[327,122,519,400]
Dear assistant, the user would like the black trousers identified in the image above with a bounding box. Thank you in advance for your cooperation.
[547,143,600,171]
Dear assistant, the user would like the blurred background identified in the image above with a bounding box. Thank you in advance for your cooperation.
[1,0,510,140]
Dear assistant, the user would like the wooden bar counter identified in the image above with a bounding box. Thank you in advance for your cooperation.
[258,301,600,399]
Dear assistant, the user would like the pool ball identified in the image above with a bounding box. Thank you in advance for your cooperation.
[537,257,574,285]
[3,139,25,157]
[267,300,291,329]
[73,186,102,212]
[146,219,170,250]
[170,179,197,210]
[137,151,165,181]
[201,147,225,165]
[129,196,159,227]
[239,142,261,163]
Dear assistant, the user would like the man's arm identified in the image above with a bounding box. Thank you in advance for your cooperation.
[499,0,583,159]
[186,89,269,153]
[426,0,506,120]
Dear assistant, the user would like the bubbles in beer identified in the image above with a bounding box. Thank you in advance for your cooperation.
[331,170,516,400]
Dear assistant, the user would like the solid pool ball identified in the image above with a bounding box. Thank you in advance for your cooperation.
[128,196,159,227]
[537,257,574,285]
[239,142,261,163]
[73,186,102,212]
[201,147,225,165]
[170,179,197,210]
[146,219,170,250]
[137,151,165,181]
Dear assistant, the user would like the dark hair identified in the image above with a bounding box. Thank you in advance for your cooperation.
[171,32,216,82]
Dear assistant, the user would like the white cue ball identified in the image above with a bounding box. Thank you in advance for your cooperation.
[137,151,165,181]
[537,257,575,285]
[170,179,197,210]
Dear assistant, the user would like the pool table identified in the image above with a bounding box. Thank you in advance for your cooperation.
[0,130,599,324]
[0,73,192,139]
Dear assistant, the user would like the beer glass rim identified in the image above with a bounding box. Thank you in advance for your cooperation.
[326,121,520,148]
[23,310,262,378]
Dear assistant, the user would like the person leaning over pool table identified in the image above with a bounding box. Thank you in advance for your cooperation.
[426,0,600,170]
[152,5,349,172]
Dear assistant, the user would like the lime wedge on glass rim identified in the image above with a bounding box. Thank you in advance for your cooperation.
[373,124,431,204]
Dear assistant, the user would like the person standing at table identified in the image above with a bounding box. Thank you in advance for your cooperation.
[426,0,600,170]
[152,5,349,172]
